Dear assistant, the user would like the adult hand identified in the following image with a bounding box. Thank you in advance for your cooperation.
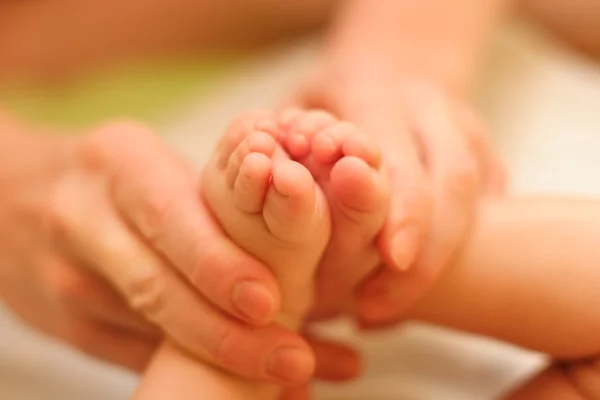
[292,70,505,327]
[0,115,320,384]
[274,74,504,400]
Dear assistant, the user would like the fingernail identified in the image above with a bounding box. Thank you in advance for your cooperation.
[266,346,315,383]
[390,226,420,271]
[232,281,276,325]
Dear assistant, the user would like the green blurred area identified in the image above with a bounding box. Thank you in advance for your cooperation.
[0,58,235,131]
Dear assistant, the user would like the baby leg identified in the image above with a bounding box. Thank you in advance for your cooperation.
[408,198,600,399]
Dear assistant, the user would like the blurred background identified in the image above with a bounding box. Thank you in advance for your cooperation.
[1,1,599,399]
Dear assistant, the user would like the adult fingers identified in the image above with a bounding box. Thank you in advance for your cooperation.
[279,386,312,400]
[72,290,161,338]
[292,76,432,272]
[308,335,362,381]
[49,172,315,384]
[73,290,162,338]
[41,257,160,337]
[357,86,479,321]
[85,122,282,326]
[410,86,479,284]
[56,316,159,372]
[129,263,316,384]
[355,267,406,327]
[278,335,362,400]
[353,103,433,273]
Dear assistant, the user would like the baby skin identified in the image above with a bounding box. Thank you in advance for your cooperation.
[133,110,389,399]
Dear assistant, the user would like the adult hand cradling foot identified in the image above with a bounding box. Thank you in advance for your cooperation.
[290,0,508,327]
[0,115,321,384]
[134,108,600,400]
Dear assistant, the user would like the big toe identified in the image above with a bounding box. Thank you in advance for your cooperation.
[330,156,389,231]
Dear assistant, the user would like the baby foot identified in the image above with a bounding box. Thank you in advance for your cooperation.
[203,110,331,329]
[280,109,390,318]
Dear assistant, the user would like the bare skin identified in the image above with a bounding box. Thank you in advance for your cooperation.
[134,110,389,399]
[131,109,600,399]
[1,0,600,397]
[408,198,600,399]
[521,0,600,57]
[0,0,338,81]
[1,0,598,82]
[291,0,513,330]
[135,162,600,399]
[0,113,323,383]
